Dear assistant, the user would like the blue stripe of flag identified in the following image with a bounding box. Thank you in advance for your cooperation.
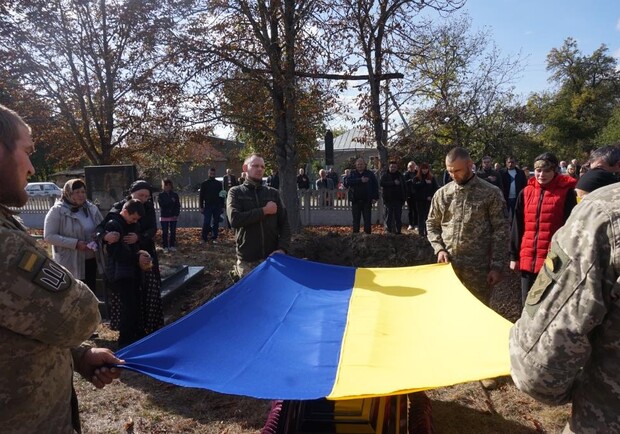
[117,254,356,399]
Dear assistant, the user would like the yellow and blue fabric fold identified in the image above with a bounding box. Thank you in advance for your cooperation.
[116,254,512,400]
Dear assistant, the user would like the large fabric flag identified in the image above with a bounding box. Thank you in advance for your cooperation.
[116,254,512,400]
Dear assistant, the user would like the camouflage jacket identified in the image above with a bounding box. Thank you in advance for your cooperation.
[509,183,620,433]
[0,205,101,433]
[426,175,509,272]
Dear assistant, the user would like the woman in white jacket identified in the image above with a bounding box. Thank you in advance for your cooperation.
[44,179,104,292]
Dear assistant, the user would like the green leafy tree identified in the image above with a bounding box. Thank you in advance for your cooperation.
[597,107,620,145]
[398,16,524,163]
[528,38,620,157]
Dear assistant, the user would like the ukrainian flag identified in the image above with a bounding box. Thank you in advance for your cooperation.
[116,254,512,400]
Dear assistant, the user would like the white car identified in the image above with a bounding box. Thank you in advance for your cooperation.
[25,182,62,197]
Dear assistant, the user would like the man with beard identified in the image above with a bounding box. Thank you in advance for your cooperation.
[0,104,122,432]
[226,154,291,278]
[427,147,509,305]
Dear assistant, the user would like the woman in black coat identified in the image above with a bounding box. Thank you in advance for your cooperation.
[101,180,164,341]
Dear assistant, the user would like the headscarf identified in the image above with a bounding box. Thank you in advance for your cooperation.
[62,178,88,214]
[129,180,152,194]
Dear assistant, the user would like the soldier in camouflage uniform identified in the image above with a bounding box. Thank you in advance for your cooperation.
[510,182,620,433]
[0,105,123,433]
[426,147,509,304]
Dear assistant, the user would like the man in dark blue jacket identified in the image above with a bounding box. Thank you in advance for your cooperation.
[344,158,379,234]
[199,167,224,244]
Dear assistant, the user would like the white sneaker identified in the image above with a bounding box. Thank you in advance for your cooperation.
[169,246,177,252]
[163,248,170,254]
[407,225,414,230]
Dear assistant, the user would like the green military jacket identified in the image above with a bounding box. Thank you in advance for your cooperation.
[426,175,509,273]
[0,205,101,433]
[510,183,620,433]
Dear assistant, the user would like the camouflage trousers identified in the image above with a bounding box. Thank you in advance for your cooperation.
[453,265,491,305]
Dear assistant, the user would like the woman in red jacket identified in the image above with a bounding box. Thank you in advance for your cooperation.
[510,152,577,307]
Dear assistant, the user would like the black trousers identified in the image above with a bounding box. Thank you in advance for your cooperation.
[114,275,144,348]
[81,258,98,293]
[520,271,538,308]
[351,200,372,234]
[407,196,418,227]
[415,201,431,236]
[384,201,403,234]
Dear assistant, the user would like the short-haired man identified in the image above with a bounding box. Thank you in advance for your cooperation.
[510,182,620,433]
[226,154,291,278]
[296,167,310,190]
[223,168,238,191]
[344,157,379,234]
[589,145,620,175]
[0,104,122,432]
[427,147,509,304]
[199,167,224,244]
[477,156,503,190]
[316,169,334,207]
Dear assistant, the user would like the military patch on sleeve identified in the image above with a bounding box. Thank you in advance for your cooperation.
[15,250,72,293]
[525,243,571,318]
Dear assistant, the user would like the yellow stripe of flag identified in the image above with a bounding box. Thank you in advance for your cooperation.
[328,263,512,400]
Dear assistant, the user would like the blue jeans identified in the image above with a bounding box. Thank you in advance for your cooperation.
[202,205,222,241]
[161,220,177,248]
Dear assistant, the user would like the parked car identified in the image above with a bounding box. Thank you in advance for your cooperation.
[25,182,62,197]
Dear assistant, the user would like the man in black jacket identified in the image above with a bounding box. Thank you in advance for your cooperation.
[226,154,291,278]
[344,157,379,234]
[477,156,503,190]
[499,157,527,221]
[199,167,224,244]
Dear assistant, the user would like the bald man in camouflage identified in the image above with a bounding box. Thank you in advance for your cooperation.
[426,147,509,304]
[510,182,620,433]
[0,104,123,433]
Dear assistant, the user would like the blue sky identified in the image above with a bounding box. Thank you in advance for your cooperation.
[458,0,620,98]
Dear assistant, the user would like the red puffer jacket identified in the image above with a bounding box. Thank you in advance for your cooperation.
[519,174,577,273]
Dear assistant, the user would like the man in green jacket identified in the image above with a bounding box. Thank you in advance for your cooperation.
[226,154,291,278]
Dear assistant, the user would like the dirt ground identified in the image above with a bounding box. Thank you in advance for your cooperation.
[72,226,569,433]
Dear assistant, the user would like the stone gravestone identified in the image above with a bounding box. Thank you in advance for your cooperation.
[84,165,138,212]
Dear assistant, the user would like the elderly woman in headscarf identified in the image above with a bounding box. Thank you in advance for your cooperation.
[97,179,164,342]
[44,179,104,292]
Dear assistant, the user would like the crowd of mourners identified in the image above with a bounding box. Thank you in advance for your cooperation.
[4,96,620,434]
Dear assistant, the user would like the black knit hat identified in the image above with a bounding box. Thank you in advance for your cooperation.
[130,180,152,193]
[576,168,618,193]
